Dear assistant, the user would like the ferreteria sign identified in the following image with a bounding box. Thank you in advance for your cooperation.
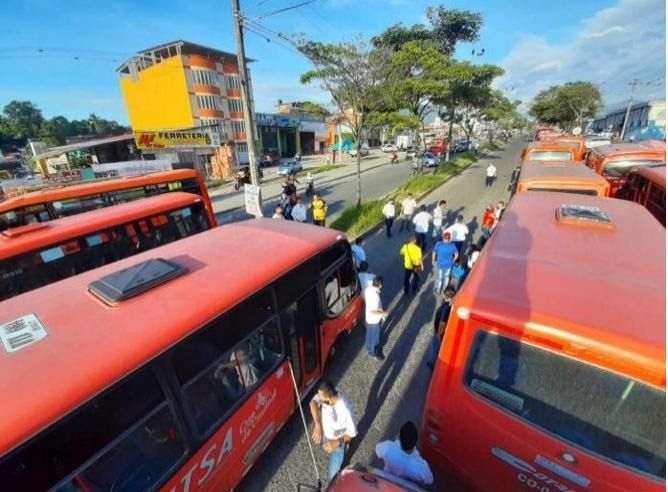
[134,130,214,149]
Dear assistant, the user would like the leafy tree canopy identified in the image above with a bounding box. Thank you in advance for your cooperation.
[529,81,602,131]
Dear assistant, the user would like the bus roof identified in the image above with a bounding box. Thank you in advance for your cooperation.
[0,192,203,261]
[523,159,583,166]
[518,162,608,184]
[524,141,576,151]
[0,169,200,212]
[590,141,666,160]
[0,220,345,455]
[457,192,665,387]
[630,165,666,187]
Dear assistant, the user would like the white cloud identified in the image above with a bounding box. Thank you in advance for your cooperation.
[497,0,666,111]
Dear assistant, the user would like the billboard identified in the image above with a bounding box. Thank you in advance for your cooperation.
[134,130,215,149]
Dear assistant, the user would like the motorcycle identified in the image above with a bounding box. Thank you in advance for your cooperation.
[390,152,399,164]
[234,168,251,190]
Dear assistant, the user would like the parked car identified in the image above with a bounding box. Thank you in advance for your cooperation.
[349,146,369,157]
[423,152,441,167]
[381,143,397,152]
[405,146,417,160]
[277,160,303,176]
[428,145,447,156]
[453,139,469,152]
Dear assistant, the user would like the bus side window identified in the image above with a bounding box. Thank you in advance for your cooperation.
[324,259,358,317]
[0,369,187,492]
[170,290,279,438]
[108,187,149,205]
[647,184,666,226]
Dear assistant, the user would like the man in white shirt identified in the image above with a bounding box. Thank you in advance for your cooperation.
[351,237,366,269]
[412,205,432,251]
[485,162,497,187]
[357,261,375,291]
[375,421,433,485]
[310,381,358,482]
[399,193,417,232]
[382,198,396,238]
[290,196,308,222]
[444,214,469,257]
[431,200,447,244]
[364,276,387,360]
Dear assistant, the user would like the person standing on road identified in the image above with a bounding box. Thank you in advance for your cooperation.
[432,231,459,295]
[357,261,375,290]
[382,198,396,238]
[485,162,497,187]
[310,380,358,482]
[375,421,434,485]
[412,205,432,251]
[480,204,495,246]
[444,215,469,257]
[364,276,387,360]
[428,288,455,368]
[400,235,423,295]
[310,194,328,226]
[399,194,417,232]
[493,200,505,229]
[272,205,285,220]
[351,237,366,269]
[291,196,308,222]
[431,200,447,245]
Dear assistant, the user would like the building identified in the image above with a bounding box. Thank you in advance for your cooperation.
[591,99,666,141]
[257,112,328,156]
[117,40,255,175]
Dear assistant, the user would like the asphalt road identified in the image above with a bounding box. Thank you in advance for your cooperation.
[236,138,525,492]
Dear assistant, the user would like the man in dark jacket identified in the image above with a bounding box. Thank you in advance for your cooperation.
[428,288,455,369]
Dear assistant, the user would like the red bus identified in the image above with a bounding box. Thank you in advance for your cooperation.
[0,169,216,231]
[421,192,665,492]
[0,192,212,301]
[617,166,666,226]
[0,219,363,491]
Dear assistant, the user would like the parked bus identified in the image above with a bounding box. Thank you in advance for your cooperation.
[0,169,216,231]
[586,141,666,197]
[546,135,587,160]
[514,162,610,196]
[533,128,561,141]
[0,192,212,301]
[521,142,578,162]
[421,192,665,492]
[618,165,666,226]
[0,219,363,491]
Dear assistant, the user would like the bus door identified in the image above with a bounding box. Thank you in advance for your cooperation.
[280,288,321,396]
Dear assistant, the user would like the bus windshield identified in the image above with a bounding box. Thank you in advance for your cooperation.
[528,151,574,161]
[603,160,665,177]
[0,202,209,301]
[465,331,666,479]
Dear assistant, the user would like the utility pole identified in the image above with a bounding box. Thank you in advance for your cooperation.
[231,0,261,188]
[620,78,640,142]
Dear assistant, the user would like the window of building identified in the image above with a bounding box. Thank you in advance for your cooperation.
[193,69,218,87]
[228,99,243,113]
[225,75,241,90]
[231,120,246,133]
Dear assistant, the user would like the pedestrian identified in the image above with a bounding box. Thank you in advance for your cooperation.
[283,195,296,220]
[364,276,387,360]
[428,288,455,368]
[493,200,505,229]
[485,162,497,187]
[272,205,285,220]
[310,193,328,226]
[382,198,396,238]
[411,155,419,175]
[412,205,432,251]
[444,215,469,257]
[448,260,468,291]
[467,244,481,270]
[291,196,308,222]
[375,421,434,485]
[309,380,358,482]
[399,193,417,232]
[351,237,366,269]
[357,261,375,290]
[431,231,459,295]
[431,200,447,245]
[480,204,495,246]
[399,235,423,295]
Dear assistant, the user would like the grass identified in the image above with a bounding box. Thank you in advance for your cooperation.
[302,164,345,175]
[481,140,504,152]
[330,150,482,235]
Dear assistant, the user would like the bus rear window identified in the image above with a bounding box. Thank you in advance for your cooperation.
[527,187,598,196]
[528,151,573,161]
[465,331,666,478]
[603,160,665,177]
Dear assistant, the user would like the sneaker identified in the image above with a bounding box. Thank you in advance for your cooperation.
[372,353,385,361]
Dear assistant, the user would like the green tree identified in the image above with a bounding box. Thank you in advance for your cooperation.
[529,81,601,131]
[481,91,520,141]
[371,23,432,51]
[2,100,44,139]
[426,7,483,57]
[296,101,330,116]
[300,39,394,207]
[40,116,72,146]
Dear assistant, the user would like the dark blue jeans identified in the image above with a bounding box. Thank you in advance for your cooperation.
[385,217,394,237]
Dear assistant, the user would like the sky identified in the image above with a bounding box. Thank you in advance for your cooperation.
[0,0,665,124]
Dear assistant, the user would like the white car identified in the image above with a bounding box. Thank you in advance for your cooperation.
[381,143,397,152]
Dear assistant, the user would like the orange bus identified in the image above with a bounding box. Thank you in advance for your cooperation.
[0,192,212,301]
[514,162,610,196]
[546,135,587,160]
[421,192,665,492]
[586,141,666,197]
[533,128,561,141]
[0,169,216,231]
[0,219,363,491]
[618,166,666,226]
[521,142,577,162]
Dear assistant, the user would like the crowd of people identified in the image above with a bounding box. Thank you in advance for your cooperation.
[272,174,328,226]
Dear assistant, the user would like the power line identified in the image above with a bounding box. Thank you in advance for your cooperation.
[249,0,318,20]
